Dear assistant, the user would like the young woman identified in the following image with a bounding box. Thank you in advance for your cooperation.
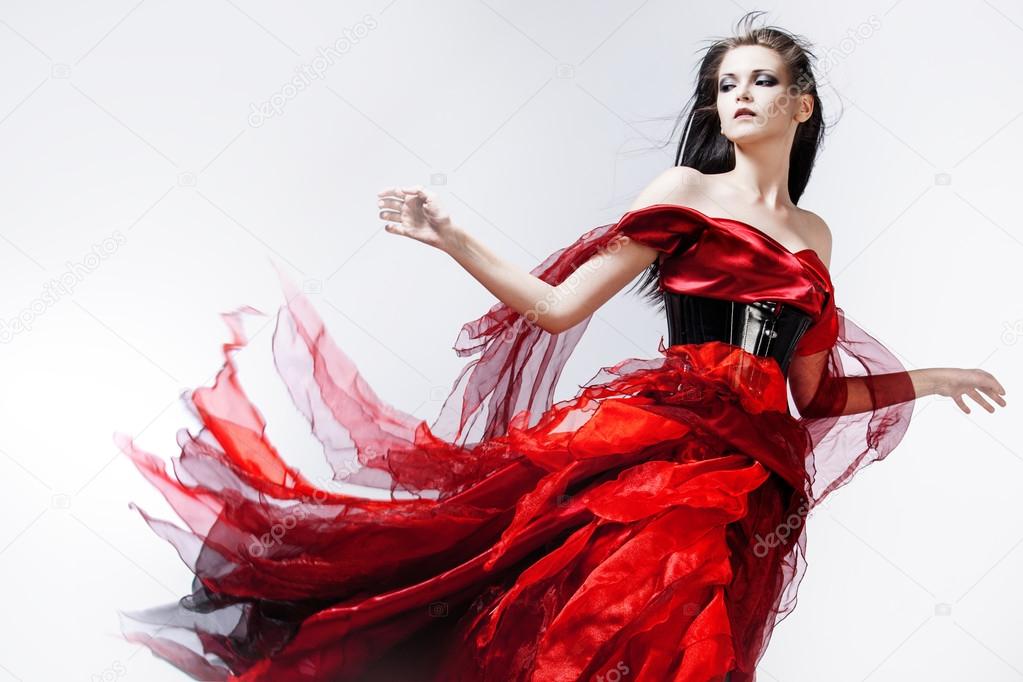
[118,12,1006,682]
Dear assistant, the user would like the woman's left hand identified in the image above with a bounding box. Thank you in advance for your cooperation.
[932,367,1007,414]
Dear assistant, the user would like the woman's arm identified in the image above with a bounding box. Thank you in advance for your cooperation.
[377,168,694,334]
[787,215,1006,416]
[790,350,920,417]
[791,351,1006,417]
[443,228,655,334]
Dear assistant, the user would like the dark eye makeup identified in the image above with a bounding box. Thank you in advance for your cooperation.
[719,76,777,92]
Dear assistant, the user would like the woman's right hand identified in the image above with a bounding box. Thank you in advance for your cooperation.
[377,185,461,252]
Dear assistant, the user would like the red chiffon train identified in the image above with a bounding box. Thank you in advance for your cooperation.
[116,205,916,681]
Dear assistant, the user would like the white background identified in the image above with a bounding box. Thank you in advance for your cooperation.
[0,1,1020,680]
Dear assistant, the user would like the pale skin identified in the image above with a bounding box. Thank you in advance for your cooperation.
[377,44,1006,417]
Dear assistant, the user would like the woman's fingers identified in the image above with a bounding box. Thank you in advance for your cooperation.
[952,394,970,414]
[380,185,436,207]
[966,388,994,413]
[378,186,446,239]
[378,187,417,223]
[377,187,407,200]
[981,386,1007,407]
[378,197,403,212]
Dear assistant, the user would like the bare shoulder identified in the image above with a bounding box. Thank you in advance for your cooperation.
[628,166,705,211]
[797,208,833,268]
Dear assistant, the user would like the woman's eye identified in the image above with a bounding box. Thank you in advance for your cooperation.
[719,78,776,92]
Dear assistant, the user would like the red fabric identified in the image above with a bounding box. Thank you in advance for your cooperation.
[116,203,916,681]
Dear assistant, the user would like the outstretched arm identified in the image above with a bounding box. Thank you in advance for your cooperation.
[376,170,691,334]
[785,214,1007,418]
[376,185,656,334]
[790,348,1007,417]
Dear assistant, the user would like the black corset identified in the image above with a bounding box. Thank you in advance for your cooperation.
[662,291,816,376]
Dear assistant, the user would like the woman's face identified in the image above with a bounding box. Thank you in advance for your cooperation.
[716,45,809,143]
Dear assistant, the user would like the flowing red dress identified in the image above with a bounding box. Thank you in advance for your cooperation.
[116,203,917,681]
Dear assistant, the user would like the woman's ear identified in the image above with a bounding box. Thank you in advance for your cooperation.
[797,94,814,123]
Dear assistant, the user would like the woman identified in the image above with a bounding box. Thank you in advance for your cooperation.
[118,12,1006,682]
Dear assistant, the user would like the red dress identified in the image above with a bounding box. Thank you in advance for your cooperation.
[116,204,916,681]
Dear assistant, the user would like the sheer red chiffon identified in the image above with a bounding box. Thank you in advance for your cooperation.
[116,204,916,681]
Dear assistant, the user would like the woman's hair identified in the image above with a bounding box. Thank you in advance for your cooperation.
[629,10,828,310]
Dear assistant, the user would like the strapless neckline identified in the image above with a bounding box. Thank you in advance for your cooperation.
[630,203,825,268]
